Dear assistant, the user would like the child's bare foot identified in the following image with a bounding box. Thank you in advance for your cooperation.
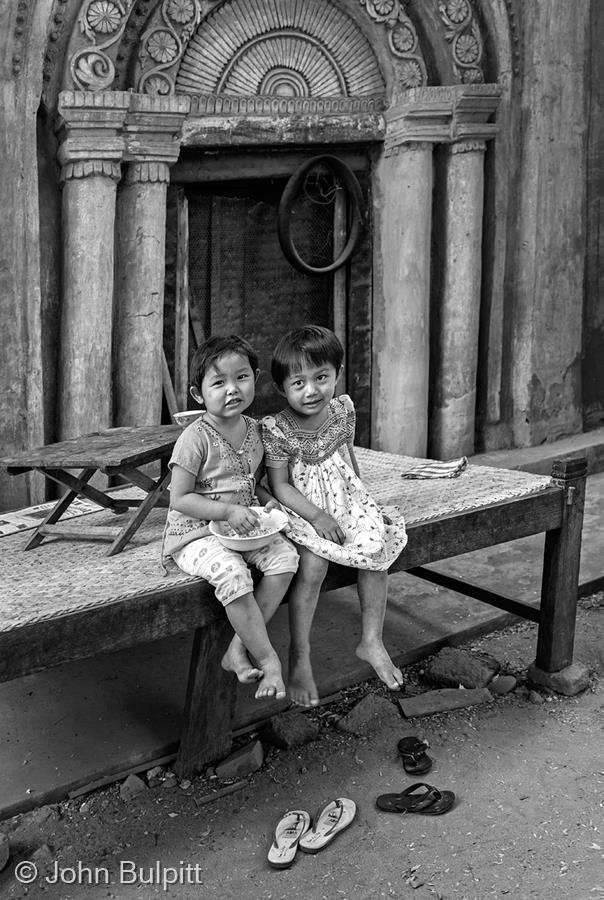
[221,637,262,684]
[356,640,404,691]
[254,658,287,701]
[288,651,320,707]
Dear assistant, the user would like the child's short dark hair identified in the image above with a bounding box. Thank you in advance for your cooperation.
[271,325,344,388]
[189,335,259,390]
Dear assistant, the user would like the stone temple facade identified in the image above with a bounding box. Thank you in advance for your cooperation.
[0,0,602,510]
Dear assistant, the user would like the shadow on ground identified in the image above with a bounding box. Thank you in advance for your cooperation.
[1,595,603,900]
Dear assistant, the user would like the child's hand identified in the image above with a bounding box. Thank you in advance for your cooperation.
[226,505,259,535]
[310,512,345,544]
[376,504,392,525]
[263,498,284,513]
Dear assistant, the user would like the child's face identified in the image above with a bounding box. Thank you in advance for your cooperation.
[280,359,340,419]
[192,352,257,422]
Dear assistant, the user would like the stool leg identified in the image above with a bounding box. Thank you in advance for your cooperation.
[174,618,237,779]
[24,468,96,550]
[106,468,171,555]
[536,458,587,672]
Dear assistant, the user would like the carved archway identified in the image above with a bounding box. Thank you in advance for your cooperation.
[44,0,501,104]
[173,0,384,97]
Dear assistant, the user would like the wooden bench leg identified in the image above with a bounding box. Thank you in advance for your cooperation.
[536,458,587,672]
[174,618,237,780]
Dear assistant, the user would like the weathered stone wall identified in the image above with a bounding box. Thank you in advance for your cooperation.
[583,0,604,430]
[0,0,54,509]
[498,0,590,448]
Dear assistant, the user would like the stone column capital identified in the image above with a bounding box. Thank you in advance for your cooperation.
[449,139,487,155]
[60,159,122,183]
[122,161,171,185]
[123,94,191,168]
[56,91,131,177]
[55,91,191,182]
[384,141,433,158]
[385,83,501,153]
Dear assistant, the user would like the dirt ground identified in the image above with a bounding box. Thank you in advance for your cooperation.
[1,595,603,900]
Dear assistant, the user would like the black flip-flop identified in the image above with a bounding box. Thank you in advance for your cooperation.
[376,782,455,815]
[397,736,433,775]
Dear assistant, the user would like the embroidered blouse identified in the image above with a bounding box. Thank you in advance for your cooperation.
[162,414,262,559]
[261,394,356,469]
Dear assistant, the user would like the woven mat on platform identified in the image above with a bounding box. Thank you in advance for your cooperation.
[1,450,553,633]
[356,448,553,522]
[0,487,145,536]
[0,508,197,632]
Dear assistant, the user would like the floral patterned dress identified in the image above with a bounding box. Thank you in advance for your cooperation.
[261,395,407,571]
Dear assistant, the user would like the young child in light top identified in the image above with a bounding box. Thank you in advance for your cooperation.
[261,325,407,707]
[164,334,299,701]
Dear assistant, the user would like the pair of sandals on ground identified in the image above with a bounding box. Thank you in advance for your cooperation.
[268,736,455,869]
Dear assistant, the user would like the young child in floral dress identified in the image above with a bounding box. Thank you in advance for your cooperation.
[261,325,407,707]
[163,334,299,701]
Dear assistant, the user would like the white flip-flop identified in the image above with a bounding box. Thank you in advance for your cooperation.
[298,797,357,854]
[267,809,311,869]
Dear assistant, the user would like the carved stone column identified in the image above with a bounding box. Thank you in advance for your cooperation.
[375,85,501,458]
[429,139,487,459]
[56,92,130,440]
[373,142,434,457]
[114,96,190,426]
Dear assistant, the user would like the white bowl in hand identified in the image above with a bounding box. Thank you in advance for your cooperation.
[209,506,289,551]
[173,410,203,427]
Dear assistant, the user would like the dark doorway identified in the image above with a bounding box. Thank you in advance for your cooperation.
[187,176,336,417]
[165,157,373,444]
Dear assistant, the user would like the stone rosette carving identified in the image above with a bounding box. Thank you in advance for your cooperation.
[359,0,427,89]
[438,0,485,83]
[69,0,135,91]
[138,0,203,95]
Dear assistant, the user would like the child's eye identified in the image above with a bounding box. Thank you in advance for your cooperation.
[237,373,250,380]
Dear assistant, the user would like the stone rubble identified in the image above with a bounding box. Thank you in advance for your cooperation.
[422,646,500,689]
[214,739,264,779]
[259,709,320,749]
[335,694,400,735]
[399,687,494,718]
[119,773,147,802]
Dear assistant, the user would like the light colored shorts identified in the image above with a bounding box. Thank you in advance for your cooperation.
[172,533,299,606]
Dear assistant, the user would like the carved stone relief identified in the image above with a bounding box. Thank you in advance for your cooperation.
[172,0,386,98]
[69,0,136,91]
[56,0,493,99]
[438,0,484,83]
[138,0,203,96]
[359,0,426,89]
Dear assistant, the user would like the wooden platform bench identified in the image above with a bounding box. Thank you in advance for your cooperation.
[0,449,586,780]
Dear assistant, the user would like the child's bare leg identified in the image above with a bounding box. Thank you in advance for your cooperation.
[223,591,286,700]
[355,570,404,690]
[288,549,329,707]
[222,572,294,684]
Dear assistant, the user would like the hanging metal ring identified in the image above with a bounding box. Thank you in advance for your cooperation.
[277,154,364,275]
